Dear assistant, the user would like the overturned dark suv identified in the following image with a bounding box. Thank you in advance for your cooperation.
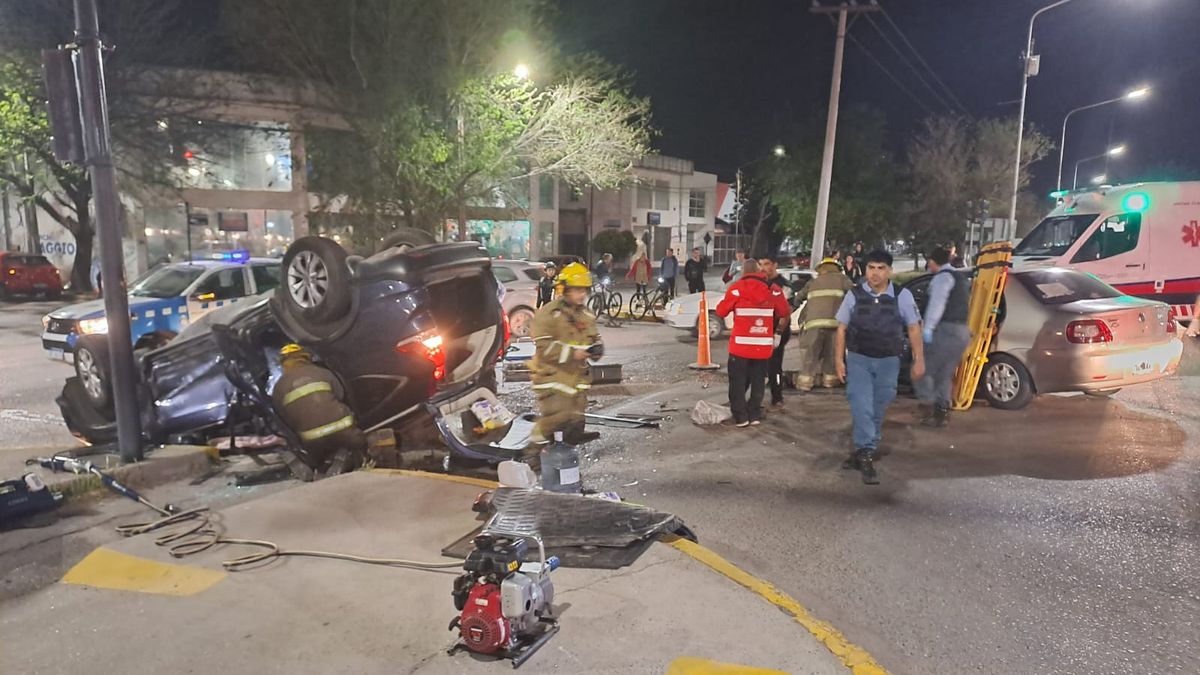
[58,236,512,467]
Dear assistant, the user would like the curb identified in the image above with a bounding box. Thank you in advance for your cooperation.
[32,446,218,499]
[369,468,887,674]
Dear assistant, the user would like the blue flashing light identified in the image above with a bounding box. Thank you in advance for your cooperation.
[205,249,250,263]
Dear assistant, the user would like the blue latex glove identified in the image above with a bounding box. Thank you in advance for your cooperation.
[922,327,935,344]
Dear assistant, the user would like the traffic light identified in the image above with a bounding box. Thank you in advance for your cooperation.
[42,49,83,163]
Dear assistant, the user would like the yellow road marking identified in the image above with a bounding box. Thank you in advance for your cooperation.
[666,657,788,674]
[667,537,887,675]
[62,548,225,596]
[369,468,885,673]
[367,468,500,489]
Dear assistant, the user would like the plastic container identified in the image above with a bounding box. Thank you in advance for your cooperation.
[541,432,581,493]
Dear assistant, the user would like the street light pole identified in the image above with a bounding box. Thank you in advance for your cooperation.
[1072,145,1125,190]
[73,0,143,462]
[1009,0,1077,238]
[809,1,878,267]
[1056,87,1148,190]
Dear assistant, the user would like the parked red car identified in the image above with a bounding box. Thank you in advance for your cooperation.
[0,252,63,300]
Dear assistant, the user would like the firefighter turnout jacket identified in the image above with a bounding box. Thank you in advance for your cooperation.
[272,360,363,457]
[797,267,854,331]
[716,272,791,359]
[530,297,601,397]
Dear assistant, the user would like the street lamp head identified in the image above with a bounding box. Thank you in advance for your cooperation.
[1091,174,1106,184]
[513,63,530,80]
[773,145,786,158]
[1125,86,1150,100]
[1108,145,1126,157]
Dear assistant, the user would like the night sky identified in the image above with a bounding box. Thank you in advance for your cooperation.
[554,0,1200,195]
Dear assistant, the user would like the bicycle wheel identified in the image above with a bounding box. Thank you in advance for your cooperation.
[607,292,623,317]
[587,293,604,316]
[629,292,649,320]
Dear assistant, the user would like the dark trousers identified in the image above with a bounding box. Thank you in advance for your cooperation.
[768,329,792,404]
[665,276,677,299]
[728,355,769,423]
[687,278,705,294]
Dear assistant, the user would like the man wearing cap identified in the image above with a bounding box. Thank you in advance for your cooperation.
[794,257,854,391]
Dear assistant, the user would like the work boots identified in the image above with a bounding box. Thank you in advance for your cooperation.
[821,374,840,389]
[921,404,950,429]
[796,375,815,392]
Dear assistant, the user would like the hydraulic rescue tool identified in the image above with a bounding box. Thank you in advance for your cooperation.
[448,532,560,668]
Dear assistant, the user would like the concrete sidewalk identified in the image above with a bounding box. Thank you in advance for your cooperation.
[0,471,848,674]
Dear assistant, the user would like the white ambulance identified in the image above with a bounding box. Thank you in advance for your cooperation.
[1012,181,1200,324]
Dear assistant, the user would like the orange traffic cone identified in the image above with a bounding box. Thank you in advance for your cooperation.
[689,292,721,371]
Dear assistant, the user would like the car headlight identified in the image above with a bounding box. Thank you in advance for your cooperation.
[41,314,51,331]
[78,317,108,335]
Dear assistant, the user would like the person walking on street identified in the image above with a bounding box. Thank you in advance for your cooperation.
[536,263,556,308]
[528,263,603,464]
[627,240,653,295]
[684,247,707,294]
[661,248,679,299]
[843,253,863,283]
[795,257,854,391]
[716,259,791,427]
[915,247,973,428]
[758,256,793,408]
[835,250,925,484]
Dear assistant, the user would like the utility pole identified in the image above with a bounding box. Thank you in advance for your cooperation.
[809,1,879,266]
[73,0,142,462]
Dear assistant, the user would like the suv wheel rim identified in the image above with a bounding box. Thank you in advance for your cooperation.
[288,250,328,309]
[986,362,1020,401]
[77,349,103,399]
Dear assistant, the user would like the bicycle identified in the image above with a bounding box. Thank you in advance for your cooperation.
[629,276,670,320]
[587,277,623,326]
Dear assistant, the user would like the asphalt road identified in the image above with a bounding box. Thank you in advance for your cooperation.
[0,299,80,451]
[591,321,1200,675]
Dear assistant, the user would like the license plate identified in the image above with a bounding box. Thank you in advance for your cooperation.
[48,348,65,360]
[1131,361,1154,376]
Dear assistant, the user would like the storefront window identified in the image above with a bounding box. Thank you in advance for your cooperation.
[467,219,531,259]
[177,121,292,192]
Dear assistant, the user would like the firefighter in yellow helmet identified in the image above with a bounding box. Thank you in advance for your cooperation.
[526,262,602,463]
[272,344,365,472]
[794,257,854,390]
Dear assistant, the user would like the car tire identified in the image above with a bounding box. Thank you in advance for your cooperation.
[982,353,1034,410]
[377,227,437,254]
[508,306,535,338]
[693,310,726,340]
[74,335,113,413]
[280,236,352,326]
[46,289,62,301]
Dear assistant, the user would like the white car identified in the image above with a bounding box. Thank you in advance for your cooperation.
[492,260,544,337]
[665,268,817,339]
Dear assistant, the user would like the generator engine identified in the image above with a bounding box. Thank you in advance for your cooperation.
[449,533,560,668]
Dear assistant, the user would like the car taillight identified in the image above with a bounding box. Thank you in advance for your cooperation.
[397,332,446,382]
[1066,319,1113,344]
[6,268,15,276]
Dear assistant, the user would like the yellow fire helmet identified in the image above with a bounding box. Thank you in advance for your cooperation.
[279,343,311,359]
[818,257,843,271]
[556,262,593,289]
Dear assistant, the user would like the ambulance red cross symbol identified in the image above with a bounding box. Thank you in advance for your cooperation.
[1184,220,1200,247]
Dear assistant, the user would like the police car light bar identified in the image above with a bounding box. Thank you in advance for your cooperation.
[195,249,250,263]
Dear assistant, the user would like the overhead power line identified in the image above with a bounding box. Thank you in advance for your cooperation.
[879,6,970,115]
[845,32,938,117]
[863,12,960,114]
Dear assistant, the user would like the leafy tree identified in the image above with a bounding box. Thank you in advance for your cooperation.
[904,115,1053,252]
[758,106,904,254]
[225,0,651,244]
[592,229,636,262]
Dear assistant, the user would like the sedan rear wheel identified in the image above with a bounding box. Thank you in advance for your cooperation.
[982,354,1033,410]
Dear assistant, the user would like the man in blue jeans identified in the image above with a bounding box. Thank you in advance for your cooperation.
[834,250,925,484]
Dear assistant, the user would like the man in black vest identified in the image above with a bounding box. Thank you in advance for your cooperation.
[835,250,925,484]
[915,247,973,428]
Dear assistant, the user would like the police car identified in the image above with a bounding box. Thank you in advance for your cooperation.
[41,251,281,363]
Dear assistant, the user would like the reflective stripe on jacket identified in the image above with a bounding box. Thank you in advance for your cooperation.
[716,273,791,359]
[799,270,853,332]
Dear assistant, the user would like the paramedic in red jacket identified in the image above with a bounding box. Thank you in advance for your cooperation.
[716,259,792,427]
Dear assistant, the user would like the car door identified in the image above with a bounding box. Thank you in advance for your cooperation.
[186,267,250,324]
[1066,211,1149,286]
[250,263,282,295]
